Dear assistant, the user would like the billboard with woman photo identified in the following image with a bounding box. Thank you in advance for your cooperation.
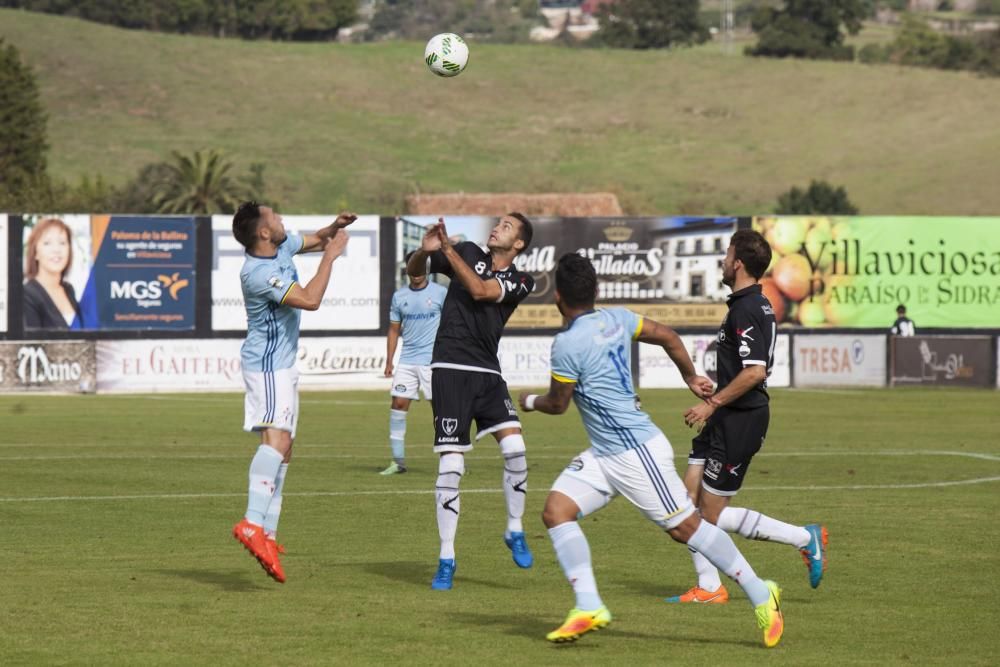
[22,215,196,331]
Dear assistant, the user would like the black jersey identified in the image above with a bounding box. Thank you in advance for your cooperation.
[429,242,535,374]
[715,283,776,410]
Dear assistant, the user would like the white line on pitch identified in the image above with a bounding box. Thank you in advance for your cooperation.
[2,449,997,462]
[2,475,1000,503]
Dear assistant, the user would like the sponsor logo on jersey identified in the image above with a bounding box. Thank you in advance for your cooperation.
[739,343,751,358]
[268,276,285,289]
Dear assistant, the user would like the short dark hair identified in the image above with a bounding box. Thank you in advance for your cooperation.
[508,212,533,253]
[730,229,772,280]
[233,201,262,250]
[897,304,907,314]
[556,253,597,308]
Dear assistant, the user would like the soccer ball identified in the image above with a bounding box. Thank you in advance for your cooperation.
[424,33,469,78]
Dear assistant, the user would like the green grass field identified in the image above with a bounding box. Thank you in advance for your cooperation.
[3,387,998,665]
[2,10,1000,216]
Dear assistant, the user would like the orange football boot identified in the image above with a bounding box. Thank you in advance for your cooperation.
[664,585,730,604]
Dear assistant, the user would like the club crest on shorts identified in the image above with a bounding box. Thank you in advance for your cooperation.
[705,458,723,480]
[441,418,458,435]
[504,399,516,416]
[567,457,584,472]
[394,384,407,393]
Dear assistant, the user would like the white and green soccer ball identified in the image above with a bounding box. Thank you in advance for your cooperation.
[424,33,469,78]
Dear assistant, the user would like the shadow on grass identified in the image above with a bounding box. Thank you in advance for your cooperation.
[354,560,518,591]
[452,610,675,643]
[154,568,269,592]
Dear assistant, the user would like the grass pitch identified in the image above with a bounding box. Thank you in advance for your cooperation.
[2,387,999,665]
[3,10,1000,216]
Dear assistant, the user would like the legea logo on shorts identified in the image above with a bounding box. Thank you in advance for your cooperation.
[110,273,190,308]
[441,418,458,435]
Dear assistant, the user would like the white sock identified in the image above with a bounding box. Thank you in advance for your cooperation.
[499,434,527,536]
[263,462,289,538]
[717,507,810,548]
[548,522,603,611]
[688,546,723,592]
[686,520,769,607]
[244,445,284,526]
[436,454,465,560]
[389,409,407,465]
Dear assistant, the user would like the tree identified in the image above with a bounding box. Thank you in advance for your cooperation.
[594,0,709,49]
[776,180,859,215]
[151,149,266,214]
[746,0,867,61]
[0,38,50,210]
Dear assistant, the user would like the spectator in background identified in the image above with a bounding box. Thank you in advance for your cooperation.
[23,218,83,330]
[891,305,915,337]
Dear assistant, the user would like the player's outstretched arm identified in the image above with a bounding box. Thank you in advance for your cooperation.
[636,318,713,398]
[282,230,350,311]
[683,364,766,428]
[434,219,503,302]
[300,212,357,253]
[519,377,575,416]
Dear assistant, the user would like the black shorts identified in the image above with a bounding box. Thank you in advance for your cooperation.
[688,405,769,496]
[431,368,521,453]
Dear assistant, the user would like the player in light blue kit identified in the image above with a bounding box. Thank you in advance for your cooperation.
[380,254,448,475]
[230,201,356,583]
[519,253,785,647]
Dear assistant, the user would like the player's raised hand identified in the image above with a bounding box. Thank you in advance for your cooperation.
[325,229,350,260]
[421,223,443,252]
[435,217,451,244]
[334,212,357,228]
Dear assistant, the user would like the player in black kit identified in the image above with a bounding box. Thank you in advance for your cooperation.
[406,214,536,591]
[666,229,829,605]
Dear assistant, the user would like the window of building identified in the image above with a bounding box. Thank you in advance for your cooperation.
[690,274,704,297]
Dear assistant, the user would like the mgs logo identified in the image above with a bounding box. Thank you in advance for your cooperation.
[441,418,459,435]
[110,272,190,308]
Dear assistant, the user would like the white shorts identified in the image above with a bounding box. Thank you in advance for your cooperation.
[391,363,432,400]
[551,433,695,530]
[243,368,299,438]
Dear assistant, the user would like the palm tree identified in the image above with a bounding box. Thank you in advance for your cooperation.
[151,148,247,214]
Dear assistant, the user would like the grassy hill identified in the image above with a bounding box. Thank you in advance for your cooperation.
[2,9,999,215]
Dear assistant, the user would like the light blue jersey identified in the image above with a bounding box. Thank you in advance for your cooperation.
[240,234,305,372]
[550,308,660,457]
[390,282,447,366]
